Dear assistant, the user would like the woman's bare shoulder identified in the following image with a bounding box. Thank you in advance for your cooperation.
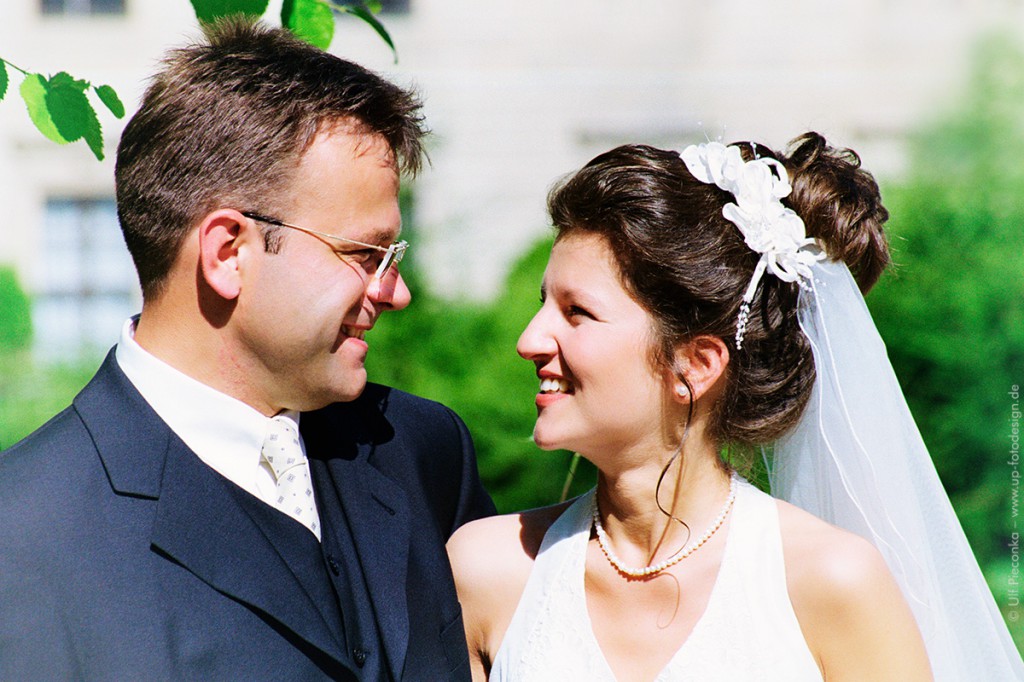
[447,498,580,674]
[775,499,931,680]
[775,499,890,598]
[447,499,576,599]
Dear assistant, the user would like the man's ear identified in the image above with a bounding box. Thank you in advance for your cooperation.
[198,210,250,301]
[669,335,730,404]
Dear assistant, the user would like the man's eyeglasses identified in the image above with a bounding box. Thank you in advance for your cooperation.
[242,211,408,280]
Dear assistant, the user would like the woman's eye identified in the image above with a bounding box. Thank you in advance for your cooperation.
[567,305,592,319]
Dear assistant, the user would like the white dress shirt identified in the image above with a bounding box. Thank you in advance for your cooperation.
[114,318,322,539]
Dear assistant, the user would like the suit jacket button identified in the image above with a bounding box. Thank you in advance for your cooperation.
[352,648,368,667]
[327,554,341,576]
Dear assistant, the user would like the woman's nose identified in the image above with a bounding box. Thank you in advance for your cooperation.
[516,308,556,361]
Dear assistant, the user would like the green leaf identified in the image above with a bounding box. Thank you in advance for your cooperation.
[342,3,397,62]
[0,61,8,103]
[44,74,94,144]
[189,0,270,23]
[47,71,88,92]
[282,0,335,49]
[20,74,67,144]
[81,109,104,161]
[93,84,125,118]
[20,72,106,159]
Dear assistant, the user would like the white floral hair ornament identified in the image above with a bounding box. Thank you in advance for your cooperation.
[680,141,826,348]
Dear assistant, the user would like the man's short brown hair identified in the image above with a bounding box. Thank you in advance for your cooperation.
[115,17,426,300]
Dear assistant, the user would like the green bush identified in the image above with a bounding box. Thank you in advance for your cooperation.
[0,267,103,450]
[869,33,1024,575]
[0,354,99,450]
[0,266,31,351]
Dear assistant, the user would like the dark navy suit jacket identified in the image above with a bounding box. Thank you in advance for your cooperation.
[0,351,495,680]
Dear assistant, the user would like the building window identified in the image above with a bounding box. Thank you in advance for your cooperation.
[41,0,125,16]
[33,198,138,360]
[378,0,410,15]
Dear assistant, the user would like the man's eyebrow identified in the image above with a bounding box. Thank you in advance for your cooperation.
[332,227,401,247]
[370,228,402,244]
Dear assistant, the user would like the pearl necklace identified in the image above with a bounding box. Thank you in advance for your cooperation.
[592,473,738,579]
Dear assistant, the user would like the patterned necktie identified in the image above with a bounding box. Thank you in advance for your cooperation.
[261,415,320,540]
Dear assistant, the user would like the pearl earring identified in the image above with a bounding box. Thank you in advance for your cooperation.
[676,385,689,398]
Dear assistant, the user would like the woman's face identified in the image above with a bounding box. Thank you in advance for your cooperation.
[517,232,673,459]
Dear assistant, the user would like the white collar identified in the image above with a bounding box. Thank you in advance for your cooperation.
[114,318,300,499]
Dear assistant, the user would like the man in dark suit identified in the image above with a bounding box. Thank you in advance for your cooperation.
[0,18,494,681]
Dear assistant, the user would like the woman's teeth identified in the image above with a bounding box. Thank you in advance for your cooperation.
[540,378,571,394]
[343,327,366,340]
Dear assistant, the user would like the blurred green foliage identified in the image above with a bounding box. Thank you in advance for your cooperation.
[868,34,1024,582]
[0,266,31,351]
[0,355,97,451]
[0,0,392,161]
[0,266,98,450]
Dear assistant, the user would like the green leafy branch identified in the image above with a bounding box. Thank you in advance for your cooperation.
[1,0,395,161]
[0,58,125,161]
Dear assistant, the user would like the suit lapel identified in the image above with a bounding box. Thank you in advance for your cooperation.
[150,440,348,665]
[74,353,349,669]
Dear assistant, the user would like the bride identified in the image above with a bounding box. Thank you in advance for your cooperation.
[447,133,1023,681]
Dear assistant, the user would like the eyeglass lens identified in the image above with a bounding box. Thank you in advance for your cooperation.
[374,243,405,279]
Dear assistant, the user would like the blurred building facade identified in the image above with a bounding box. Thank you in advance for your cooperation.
[0,0,1018,359]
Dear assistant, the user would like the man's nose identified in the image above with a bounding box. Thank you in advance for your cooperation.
[367,267,411,310]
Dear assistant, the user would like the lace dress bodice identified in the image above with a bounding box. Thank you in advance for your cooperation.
[489,480,823,681]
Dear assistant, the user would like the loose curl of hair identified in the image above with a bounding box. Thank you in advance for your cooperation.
[547,132,890,450]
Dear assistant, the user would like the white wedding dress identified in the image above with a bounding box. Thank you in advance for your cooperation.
[489,480,823,682]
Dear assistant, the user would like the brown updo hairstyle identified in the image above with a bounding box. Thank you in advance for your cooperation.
[546,132,890,448]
